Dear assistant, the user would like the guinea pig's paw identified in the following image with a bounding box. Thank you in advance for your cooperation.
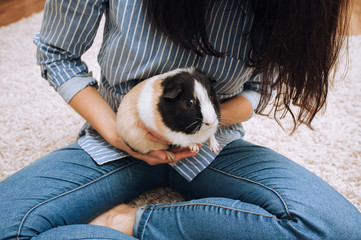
[210,143,221,153]
[188,143,200,153]
[165,151,176,162]
[209,135,220,153]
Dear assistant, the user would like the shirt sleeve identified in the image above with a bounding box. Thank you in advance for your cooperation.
[56,72,98,103]
[33,0,106,102]
[239,72,263,115]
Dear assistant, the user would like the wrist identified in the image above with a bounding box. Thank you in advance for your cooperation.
[103,127,123,148]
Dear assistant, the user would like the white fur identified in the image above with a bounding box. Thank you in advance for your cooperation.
[137,75,158,131]
[194,80,219,128]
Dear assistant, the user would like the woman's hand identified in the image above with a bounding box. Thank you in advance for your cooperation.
[106,129,198,165]
[138,122,171,146]
[137,122,200,164]
[69,86,197,165]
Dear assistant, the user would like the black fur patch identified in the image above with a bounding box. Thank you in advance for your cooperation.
[158,70,220,134]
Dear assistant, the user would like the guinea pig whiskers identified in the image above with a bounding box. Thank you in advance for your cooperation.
[183,120,201,133]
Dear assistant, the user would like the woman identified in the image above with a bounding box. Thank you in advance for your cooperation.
[1,0,360,239]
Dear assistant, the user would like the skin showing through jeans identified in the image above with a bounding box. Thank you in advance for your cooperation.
[89,204,138,236]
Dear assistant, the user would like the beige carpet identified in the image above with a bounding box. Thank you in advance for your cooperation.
[0,12,360,211]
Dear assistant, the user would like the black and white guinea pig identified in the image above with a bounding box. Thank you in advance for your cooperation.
[116,67,221,161]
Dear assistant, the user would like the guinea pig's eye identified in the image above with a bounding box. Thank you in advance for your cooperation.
[186,99,195,108]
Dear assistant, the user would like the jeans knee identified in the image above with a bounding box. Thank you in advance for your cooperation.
[0,219,20,240]
[294,205,361,239]
[325,212,361,239]
[0,190,59,240]
[0,206,46,240]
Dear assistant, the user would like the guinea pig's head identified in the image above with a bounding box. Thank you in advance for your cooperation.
[158,68,220,135]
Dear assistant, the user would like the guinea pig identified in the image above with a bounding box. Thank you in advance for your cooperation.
[116,67,221,161]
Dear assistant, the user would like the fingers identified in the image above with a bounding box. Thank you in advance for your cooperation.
[106,129,193,165]
[129,148,198,166]
[138,122,170,145]
[170,144,202,153]
[128,122,202,165]
[128,149,169,166]
[145,132,170,146]
[172,149,197,161]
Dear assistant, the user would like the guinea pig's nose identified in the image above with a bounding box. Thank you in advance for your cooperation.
[204,121,214,126]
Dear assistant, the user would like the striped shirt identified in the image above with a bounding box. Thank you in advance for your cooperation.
[34,0,263,181]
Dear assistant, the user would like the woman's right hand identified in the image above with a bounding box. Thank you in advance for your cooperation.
[69,86,197,165]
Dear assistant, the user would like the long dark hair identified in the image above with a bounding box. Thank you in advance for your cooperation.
[146,0,350,132]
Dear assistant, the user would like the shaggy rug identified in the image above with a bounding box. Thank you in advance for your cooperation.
[0,12,360,211]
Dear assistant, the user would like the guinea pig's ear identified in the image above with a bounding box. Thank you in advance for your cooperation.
[163,82,182,99]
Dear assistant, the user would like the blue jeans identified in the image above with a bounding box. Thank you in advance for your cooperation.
[1,140,360,240]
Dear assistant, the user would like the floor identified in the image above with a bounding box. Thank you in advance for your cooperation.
[0,0,360,34]
[0,0,46,27]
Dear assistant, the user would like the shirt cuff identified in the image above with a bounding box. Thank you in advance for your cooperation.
[239,90,261,118]
[56,73,98,103]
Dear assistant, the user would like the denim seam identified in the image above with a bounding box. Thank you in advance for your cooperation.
[153,203,293,222]
[16,161,138,240]
[139,206,154,240]
[208,166,294,221]
[134,206,148,238]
